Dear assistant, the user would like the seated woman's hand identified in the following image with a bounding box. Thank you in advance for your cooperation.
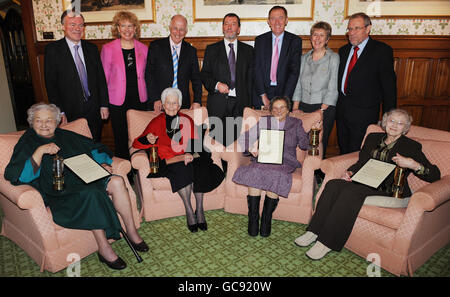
[249,141,258,157]
[184,153,194,165]
[146,133,158,144]
[37,143,60,156]
[392,153,421,171]
[32,143,60,166]
[101,163,113,174]
[341,171,353,182]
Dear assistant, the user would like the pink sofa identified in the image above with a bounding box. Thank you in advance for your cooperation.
[317,124,450,276]
[222,108,322,224]
[0,119,140,273]
[127,107,226,222]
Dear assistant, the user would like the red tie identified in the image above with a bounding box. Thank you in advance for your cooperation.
[344,46,359,94]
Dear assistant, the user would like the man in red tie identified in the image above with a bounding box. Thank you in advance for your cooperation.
[336,12,397,154]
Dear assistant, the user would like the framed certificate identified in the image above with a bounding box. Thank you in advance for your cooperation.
[351,159,396,189]
[64,153,111,184]
[257,129,285,165]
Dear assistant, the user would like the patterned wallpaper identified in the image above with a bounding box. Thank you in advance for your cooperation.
[33,0,450,41]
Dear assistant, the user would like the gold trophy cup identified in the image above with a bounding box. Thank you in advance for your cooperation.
[308,128,321,156]
[392,166,406,198]
[148,146,159,174]
[53,154,64,191]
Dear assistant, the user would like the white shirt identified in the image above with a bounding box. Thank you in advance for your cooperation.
[65,37,87,67]
[223,38,238,97]
[340,37,370,94]
[169,37,182,57]
[270,32,284,86]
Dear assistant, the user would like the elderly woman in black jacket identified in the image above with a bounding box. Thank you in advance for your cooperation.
[294,109,441,260]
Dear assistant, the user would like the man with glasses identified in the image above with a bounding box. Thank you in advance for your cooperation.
[145,14,202,111]
[336,12,397,154]
[44,9,109,141]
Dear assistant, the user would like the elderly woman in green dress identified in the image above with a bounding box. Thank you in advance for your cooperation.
[5,103,148,270]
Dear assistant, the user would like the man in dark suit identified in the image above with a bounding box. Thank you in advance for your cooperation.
[145,14,202,111]
[253,6,302,109]
[200,13,254,146]
[44,10,108,142]
[336,12,397,154]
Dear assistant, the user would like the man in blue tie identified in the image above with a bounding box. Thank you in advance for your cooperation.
[145,15,202,111]
[200,13,254,146]
[44,9,109,141]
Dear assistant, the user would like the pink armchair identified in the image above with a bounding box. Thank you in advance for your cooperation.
[317,124,450,276]
[127,107,225,222]
[222,108,322,224]
[0,118,140,273]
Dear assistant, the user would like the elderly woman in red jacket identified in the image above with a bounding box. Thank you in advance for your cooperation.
[132,88,224,233]
[101,11,148,160]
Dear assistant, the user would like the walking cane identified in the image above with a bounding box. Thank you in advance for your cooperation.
[120,229,143,263]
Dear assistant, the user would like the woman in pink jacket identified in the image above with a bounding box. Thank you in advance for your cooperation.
[101,11,148,160]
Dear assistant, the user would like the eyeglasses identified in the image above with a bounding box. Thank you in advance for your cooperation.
[388,119,406,126]
[346,25,368,33]
[34,119,56,126]
[272,106,288,112]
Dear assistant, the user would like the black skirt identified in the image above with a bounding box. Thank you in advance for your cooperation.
[147,152,224,193]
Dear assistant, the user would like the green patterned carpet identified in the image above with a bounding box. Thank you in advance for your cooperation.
[1,209,449,277]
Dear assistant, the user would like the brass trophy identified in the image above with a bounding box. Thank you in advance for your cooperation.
[53,154,64,191]
[392,166,406,198]
[148,146,159,174]
[308,128,321,156]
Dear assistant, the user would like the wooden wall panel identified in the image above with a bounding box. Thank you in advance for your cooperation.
[401,58,433,100]
[421,107,450,131]
[432,58,450,98]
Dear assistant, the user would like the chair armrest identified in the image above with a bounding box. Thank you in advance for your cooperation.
[130,151,150,171]
[0,176,45,210]
[111,157,131,175]
[410,175,450,211]
[320,152,359,178]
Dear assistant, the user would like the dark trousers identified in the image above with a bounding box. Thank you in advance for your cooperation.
[78,99,102,142]
[307,179,381,251]
[298,102,335,158]
[336,97,379,155]
[209,96,242,147]
[110,98,147,160]
[336,117,370,155]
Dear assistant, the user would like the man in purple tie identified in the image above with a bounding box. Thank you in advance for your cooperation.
[200,13,254,146]
[253,6,302,110]
[336,12,397,154]
[44,9,109,141]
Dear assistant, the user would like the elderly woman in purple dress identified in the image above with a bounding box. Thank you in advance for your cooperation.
[232,96,322,237]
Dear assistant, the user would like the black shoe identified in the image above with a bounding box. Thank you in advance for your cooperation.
[131,240,149,252]
[195,210,207,231]
[247,195,261,237]
[197,222,208,231]
[98,253,127,270]
[187,223,198,233]
[260,197,279,237]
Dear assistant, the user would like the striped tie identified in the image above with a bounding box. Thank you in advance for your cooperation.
[172,45,178,88]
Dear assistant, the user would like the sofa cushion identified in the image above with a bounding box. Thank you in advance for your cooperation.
[358,204,406,230]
